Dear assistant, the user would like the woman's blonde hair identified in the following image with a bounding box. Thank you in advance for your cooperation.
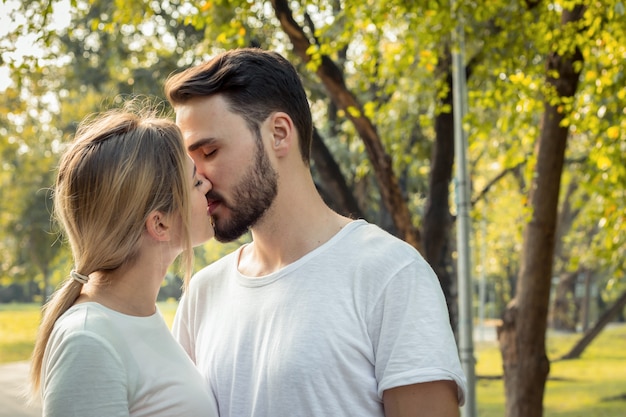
[29,104,194,395]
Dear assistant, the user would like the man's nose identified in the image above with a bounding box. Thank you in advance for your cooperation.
[194,163,212,183]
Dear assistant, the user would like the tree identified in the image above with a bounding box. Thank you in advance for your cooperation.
[0,73,66,302]
[3,2,626,415]
[559,290,626,360]
[496,5,585,417]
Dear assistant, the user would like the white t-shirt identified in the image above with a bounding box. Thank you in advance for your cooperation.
[42,302,218,417]
[174,219,467,417]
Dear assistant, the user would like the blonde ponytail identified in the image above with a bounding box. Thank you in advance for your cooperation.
[29,278,84,395]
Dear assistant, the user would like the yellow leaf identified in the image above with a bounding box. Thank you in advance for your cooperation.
[585,70,597,81]
[597,155,612,170]
[363,102,376,119]
[607,126,620,139]
[419,50,432,59]
[347,106,361,118]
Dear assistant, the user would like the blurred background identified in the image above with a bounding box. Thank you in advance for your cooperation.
[0,1,625,416]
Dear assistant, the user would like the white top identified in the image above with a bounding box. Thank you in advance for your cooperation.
[174,219,467,417]
[41,302,218,417]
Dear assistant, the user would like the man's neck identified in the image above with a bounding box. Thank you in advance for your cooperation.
[238,203,352,277]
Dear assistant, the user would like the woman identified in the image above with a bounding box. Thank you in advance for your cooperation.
[29,105,218,416]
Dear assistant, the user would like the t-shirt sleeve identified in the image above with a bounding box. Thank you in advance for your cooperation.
[368,258,467,405]
[42,331,129,417]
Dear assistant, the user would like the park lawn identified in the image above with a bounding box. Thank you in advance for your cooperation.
[0,300,179,364]
[1,303,625,416]
[475,324,626,417]
[0,303,41,363]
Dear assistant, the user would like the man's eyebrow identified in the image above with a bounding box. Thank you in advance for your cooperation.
[188,137,217,152]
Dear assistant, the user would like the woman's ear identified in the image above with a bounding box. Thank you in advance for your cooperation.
[270,112,293,157]
[145,211,171,242]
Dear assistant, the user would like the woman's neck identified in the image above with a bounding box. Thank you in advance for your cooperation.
[75,255,170,317]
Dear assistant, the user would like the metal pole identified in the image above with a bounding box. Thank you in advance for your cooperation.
[450,2,477,416]
[479,215,487,341]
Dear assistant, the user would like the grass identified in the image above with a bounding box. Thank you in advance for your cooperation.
[2,303,625,416]
[0,303,41,363]
[0,300,179,364]
[475,324,626,417]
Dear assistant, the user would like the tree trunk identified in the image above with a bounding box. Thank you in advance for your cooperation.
[271,0,421,251]
[579,270,593,331]
[311,128,364,219]
[560,290,626,360]
[549,180,581,331]
[423,53,456,329]
[548,271,577,331]
[497,6,585,417]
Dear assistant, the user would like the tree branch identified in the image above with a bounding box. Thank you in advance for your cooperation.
[471,160,526,206]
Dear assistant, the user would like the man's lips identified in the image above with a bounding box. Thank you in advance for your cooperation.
[207,200,220,216]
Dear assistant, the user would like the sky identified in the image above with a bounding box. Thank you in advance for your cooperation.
[0,0,72,91]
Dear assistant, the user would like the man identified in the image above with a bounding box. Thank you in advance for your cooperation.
[165,48,467,417]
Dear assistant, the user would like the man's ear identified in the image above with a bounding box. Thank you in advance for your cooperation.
[270,112,294,157]
[145,211,171,242]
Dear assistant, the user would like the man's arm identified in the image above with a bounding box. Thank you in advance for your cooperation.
[383,381,460,417]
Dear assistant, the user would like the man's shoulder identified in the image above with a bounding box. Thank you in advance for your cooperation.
[347,220,419,256]
[188,247,241,287]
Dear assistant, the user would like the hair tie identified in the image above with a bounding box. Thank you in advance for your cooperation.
[70,270,90,284]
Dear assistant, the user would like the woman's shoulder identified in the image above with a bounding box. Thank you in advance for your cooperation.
[50,303,121,346]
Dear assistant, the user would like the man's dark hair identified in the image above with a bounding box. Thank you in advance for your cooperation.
[165,48,313,164]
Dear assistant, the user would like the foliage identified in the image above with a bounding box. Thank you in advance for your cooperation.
[1,3,624,417]
[466,0,626,309]
[0,0,624,331]
[0,68,66,300]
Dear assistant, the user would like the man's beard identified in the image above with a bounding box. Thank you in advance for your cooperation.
[210,139,278,242]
